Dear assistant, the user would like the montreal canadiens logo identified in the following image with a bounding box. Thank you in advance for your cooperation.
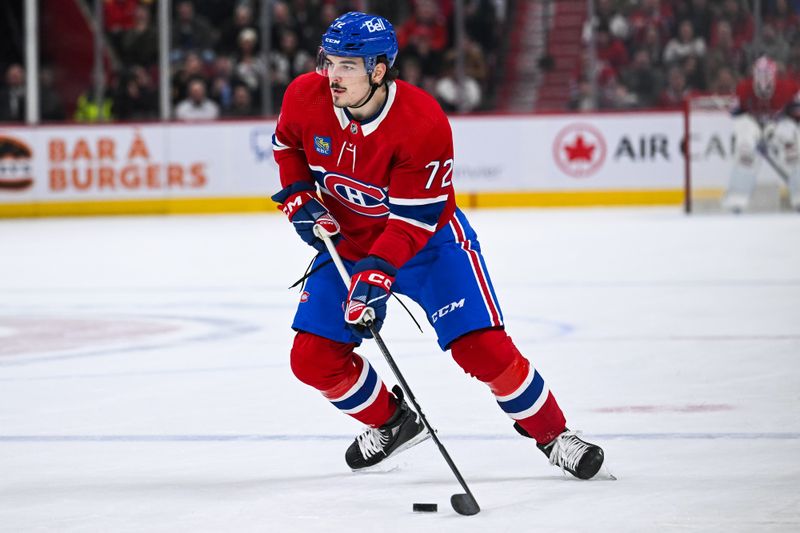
[323,173,389,217]
[552,123,606,178]
[0,135,34,191]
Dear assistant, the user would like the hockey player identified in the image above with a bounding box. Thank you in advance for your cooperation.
[271,12,605,479]
[725,55,800,212]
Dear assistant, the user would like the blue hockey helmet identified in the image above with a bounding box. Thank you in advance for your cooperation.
[317,12,399,76]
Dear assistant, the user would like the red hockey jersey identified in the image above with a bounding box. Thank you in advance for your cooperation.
[735,77,800,120]
[272,73,456,268]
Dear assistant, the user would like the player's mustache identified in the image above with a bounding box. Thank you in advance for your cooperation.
[330,83,344,90]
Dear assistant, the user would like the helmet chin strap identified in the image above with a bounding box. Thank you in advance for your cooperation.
[348,75,385,110]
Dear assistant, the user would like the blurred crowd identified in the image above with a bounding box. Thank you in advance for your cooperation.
[5,0,798,121]
[569,0,800,110]
[0,0,503,123]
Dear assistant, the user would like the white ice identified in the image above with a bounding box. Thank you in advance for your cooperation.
[0,208,798,532]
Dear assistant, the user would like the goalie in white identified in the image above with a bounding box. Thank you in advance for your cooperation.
[725,56,800,213]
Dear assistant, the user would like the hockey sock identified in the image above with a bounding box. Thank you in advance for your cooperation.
[291,332,397,427]
[451,329,566,444]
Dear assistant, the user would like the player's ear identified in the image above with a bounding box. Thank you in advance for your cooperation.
[371,62,387,85]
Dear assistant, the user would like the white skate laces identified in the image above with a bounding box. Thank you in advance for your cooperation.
[547,430,591,475]
[355,427,390,459]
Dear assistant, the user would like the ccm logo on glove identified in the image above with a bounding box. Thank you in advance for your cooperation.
[366,272,392,290]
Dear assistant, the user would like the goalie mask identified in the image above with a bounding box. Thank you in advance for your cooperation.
[753,56,777,100]
[316,12,398,78]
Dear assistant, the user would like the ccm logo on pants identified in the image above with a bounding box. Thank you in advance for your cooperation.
[432,298,466,323]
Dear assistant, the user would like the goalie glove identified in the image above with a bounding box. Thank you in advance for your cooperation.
[345,256,397,339]
[271,182,340,252]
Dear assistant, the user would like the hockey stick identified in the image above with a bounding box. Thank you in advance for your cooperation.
[699,95,791,184]
[756,138,790,184]
[313,224,481,517]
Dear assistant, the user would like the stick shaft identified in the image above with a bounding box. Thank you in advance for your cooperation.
[314,227,478,504]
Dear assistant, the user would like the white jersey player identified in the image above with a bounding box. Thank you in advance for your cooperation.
[725,56,800,212]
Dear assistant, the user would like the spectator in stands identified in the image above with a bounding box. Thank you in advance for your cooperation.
[465,0,499,53]
[435,56,482,112]
[218,4,259,56]
[745,23,790,66]
[681,55,707,91]
[105,0,137,50]
[271,29,313,87]
[234,28,267,105]
[714,0,754,51]
[765,0,799,44]
[400,30,443,86]
[39,67,65,121]
[785,41,800,81]
[224,85,255,117]
[571,49,617,100]
[620,48,664,107]
[628,0,674,51]
[638,24,667,67]
[683,0,715,42]
[595,24,630,74]
[399,56,424,88]
[582,0,630,45]
[175,78,219,120]
[271,1,298,51]
[458,37,489,89]
[114,66,157,121]
[708,65,738,95]
[171,0,216,62]
[568,78,596,111]
[663,19,707,65]
[705,20,746,85]
[601,75,639,109]
[0,64,25,122]
[119,4,158,68]
[171,51,206,104]
[318,3,340,35]
[657,65,690,108]
[396,0,449,54]
[74,86,114,122]
[209,55,239,113]
[291,0,323,52]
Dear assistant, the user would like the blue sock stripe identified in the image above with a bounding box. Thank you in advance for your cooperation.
[497,370,545,414]
[331,363,378,412]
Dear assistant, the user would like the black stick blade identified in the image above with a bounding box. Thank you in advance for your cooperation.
[451,493,480,516]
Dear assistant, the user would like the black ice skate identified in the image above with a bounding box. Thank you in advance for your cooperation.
[345,386,429,471]
[515,423,605,480]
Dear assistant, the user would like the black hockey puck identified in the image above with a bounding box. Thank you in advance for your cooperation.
[412,503,438,513]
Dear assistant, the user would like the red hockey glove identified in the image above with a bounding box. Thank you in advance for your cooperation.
[271,182,339,252]
[345,256,397,339]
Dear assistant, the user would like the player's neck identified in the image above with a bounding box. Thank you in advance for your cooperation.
[347,84,388,122]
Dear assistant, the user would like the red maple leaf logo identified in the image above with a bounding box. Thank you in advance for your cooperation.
[563,134,595,162]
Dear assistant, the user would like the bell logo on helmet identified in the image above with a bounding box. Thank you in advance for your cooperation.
[363,18,387,33]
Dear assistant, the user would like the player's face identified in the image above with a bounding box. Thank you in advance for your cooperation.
[321,55,371,108]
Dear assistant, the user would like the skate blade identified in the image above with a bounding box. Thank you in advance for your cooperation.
[595,464,617,481]
[350,430,432,474]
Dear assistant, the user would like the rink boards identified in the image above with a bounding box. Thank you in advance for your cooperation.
[0,110,734,217]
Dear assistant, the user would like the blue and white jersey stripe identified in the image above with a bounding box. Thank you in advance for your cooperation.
[495,366,550,420]
[272,133,292,151]
[329,355,382,415]
[388,195,448,232]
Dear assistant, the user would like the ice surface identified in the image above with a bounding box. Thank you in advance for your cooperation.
[1,208,798,532]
